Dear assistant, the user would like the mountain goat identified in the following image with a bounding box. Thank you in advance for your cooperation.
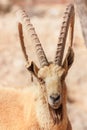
[0,4,75,130]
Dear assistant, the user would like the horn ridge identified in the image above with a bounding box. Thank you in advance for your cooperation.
[17,9,49,67]
[55,4,74,65]
[36,44,49,67]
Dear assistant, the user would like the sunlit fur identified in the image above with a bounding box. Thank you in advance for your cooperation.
[0,63,72,130]
[38,64,65,109]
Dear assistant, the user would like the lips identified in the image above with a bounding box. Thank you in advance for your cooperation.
[49,100,61,110]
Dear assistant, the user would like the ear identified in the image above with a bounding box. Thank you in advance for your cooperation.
[26,61,39,78]
[62,47,74,72]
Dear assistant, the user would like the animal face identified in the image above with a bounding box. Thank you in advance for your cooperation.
[38,64,66,109]
[26,46,74,109]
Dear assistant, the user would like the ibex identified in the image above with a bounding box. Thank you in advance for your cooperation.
[0,4,75,130]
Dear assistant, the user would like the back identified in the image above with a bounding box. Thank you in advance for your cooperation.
[0,86,35,130]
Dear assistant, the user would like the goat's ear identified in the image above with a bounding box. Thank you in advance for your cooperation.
[62,47,74,72]
[26,62,39,78]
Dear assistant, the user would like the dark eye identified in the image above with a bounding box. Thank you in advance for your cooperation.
[39,78,45,84]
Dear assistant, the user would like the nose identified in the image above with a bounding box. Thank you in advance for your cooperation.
[50,94,60,103]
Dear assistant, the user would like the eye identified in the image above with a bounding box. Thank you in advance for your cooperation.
[39,78,45,84]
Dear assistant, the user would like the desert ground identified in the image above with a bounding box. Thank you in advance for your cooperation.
[0,2,87,130]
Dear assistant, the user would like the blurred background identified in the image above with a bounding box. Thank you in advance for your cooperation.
[0,0,87,130]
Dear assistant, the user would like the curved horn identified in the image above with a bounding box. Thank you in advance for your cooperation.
[18,22,29,63]
[55,4,75,65]
[17,9,49,67]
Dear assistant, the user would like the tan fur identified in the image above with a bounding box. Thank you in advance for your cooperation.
[0,64,72,130]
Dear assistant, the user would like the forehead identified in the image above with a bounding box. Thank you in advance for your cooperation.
[46,64,62,74]
[38,64,63,78]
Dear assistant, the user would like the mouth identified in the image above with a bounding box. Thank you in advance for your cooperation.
[50,102,61,109]
[49,104,63,124]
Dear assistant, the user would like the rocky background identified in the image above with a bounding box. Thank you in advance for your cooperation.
[0,0,87,130]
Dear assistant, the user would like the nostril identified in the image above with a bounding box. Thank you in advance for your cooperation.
[50,95,60,102]
[55,95,60,101]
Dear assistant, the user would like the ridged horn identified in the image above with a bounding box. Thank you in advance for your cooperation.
[17,9,49,67]
[55,4,75,65]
